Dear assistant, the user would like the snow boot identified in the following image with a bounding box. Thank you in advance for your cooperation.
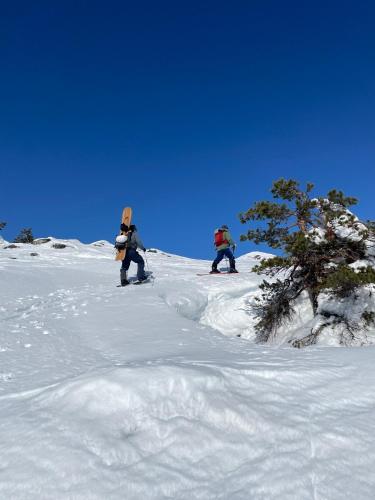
[210,263,221,274]
[120,269,130,286]
[228,256,238,273]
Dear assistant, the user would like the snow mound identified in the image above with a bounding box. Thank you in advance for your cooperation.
[3,352,375,500]
[159,280,260,339]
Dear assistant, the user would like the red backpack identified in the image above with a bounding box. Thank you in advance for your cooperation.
[214,229,228,247]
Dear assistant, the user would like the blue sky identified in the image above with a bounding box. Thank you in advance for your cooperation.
[1,1,374,258]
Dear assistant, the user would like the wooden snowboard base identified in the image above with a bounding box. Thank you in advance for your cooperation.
[115,206,132,261]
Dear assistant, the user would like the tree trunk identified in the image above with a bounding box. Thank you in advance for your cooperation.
[307,287,318,315]
[297,218,307,234]
[291,322,328,348]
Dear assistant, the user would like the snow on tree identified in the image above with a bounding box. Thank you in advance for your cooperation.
[240,179,375,347]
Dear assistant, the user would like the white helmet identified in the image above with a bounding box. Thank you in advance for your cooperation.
[116,234,128,244]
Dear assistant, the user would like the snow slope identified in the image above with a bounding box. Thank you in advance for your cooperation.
[1,239,375,499]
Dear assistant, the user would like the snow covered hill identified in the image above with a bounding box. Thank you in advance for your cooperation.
[1,238,375,499]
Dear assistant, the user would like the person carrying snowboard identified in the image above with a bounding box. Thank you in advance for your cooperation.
[118,224,147,286]
[211,224,238,274]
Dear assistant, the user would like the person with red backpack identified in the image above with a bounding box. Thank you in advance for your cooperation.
[211,224,238,274]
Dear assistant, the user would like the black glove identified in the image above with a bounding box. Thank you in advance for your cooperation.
[120,223,129,232]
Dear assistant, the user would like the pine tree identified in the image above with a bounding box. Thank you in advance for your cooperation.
[240,179,375,346]
[13,228,34,244]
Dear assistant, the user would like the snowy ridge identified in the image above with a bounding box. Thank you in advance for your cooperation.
[1,239,375,498]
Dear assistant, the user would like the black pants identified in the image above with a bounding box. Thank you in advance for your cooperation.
[121,248,146,280]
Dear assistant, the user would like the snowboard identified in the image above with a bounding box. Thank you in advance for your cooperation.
[196,272,240,276]
[133,278,152,285]
[116,278,151,287]
[115,206,132,261]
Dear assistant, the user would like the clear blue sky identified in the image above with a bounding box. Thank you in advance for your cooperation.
[1,1,374,258]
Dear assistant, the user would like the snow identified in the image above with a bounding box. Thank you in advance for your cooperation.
[1,238,375,499]
[308,199,368,244]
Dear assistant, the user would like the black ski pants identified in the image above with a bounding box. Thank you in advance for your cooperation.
[121,248,146,280]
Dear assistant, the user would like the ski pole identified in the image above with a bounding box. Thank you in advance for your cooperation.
[144,250,155,286]
[144,250,150,271]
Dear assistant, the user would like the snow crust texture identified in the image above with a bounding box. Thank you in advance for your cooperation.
[1,239,375,499]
